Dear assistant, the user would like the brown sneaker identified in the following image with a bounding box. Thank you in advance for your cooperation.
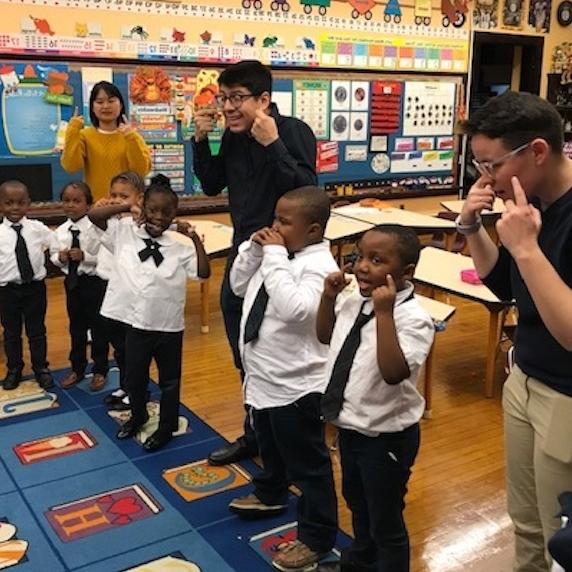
[60,371,81,389]
[89,373,107,392]
[272,540,321,571]
[228,493,287,517]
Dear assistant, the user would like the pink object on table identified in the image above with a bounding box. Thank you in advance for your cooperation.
[460,269,482,285]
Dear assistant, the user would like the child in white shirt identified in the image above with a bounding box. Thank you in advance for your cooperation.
[0,180,57,390]
[84,171,145,407]
[89,175,209,451]
[228,186,339,572]
[317,225,434,572]
[52,181,108,392]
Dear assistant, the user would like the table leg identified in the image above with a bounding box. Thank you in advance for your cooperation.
[485,308,502,397]
[200,278,210,334]
[444,232,456,251]
[423,343,434,419]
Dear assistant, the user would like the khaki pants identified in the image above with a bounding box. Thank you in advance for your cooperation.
[503,366,572,572]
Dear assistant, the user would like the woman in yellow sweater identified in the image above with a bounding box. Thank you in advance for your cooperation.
[61,81,151,202]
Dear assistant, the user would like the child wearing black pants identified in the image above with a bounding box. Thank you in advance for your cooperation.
[53,181,108,392]
[318,225,435,572]
[89,175,210,451]
[0,180,57,390]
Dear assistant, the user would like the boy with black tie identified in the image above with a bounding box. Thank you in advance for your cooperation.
[317,225,434,572]
[228,186,338,571]
[0,180,57,390]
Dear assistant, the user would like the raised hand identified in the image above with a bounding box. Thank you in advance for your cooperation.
[323,264,352,300]
[117,114,136,136]
[372,274,397,314]
[496,176,541,260]
[250,109,278,147]
[70,106,85,129]
[194,107,219,142]
[252,227,284,247]
[460,176,496,224]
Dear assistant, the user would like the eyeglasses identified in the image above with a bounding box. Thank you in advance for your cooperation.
[214,93,258,108]
[472,142,530,177]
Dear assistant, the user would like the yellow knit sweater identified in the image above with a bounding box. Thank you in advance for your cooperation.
[60,118,151,201]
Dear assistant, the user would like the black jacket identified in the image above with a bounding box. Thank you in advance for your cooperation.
[192,103,317,247]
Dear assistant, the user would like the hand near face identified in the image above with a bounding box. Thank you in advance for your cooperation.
[252,227,284,247]
[460,176,496,224]
[130,204,144,224]
[372,274,397,314]
[323,264,352,300]
[194,107,218,142]
[175,220,197,237]
[70,106,85,129]
[251,109,279,147]
[496,176,542,260]
[117,115,136,136]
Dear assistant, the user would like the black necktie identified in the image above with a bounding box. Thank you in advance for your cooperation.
[243,251,295,344]
[244,283,268,344]
[66,228,81,290]
[321,302,374,421]
[12,223,34,283]
[138,238,164,267]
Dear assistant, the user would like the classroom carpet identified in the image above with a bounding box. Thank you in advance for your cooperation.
[0,367,348,571]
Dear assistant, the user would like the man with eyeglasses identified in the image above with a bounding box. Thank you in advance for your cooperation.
[458,91,572,572]
[192,60,317,467]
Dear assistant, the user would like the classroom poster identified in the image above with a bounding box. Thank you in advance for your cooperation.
[128,66,177,142]
[0,62,72,156]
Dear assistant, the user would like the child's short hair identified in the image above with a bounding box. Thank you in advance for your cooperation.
[283,186,331,230]
[0,179,29,200]
[144,174,178,209]
[368,224,421,267]
[218,60,272,97]
[60,181,93,205]
[460,91,564,154]
[110,171,145,194]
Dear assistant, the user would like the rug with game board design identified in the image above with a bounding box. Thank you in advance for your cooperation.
[0,367,348,571]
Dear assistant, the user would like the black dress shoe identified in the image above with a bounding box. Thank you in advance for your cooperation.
[2,370,22,391]
[208,437,256,466]
[116,418,148,440]
[104,392,126,406]
[143,430,172,452]
[35,369,54,390]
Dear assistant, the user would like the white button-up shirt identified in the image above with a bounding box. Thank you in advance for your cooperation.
[50,216,98,276]
[0,217,56,286]
[328,282,434,436]
[99,218,198,332]
[231,239,339,409]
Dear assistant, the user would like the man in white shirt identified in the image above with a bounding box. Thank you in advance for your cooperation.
[317,225,434,572]
[228,187,338,572]
[0,180,58,390]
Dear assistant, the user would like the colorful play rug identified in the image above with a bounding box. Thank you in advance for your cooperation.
[0,368,348,571]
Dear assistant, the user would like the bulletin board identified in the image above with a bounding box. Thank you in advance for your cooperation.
[0,59,463,200]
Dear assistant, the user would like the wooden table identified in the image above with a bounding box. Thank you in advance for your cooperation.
[414,246,508,397]
[417,295,456,419]
[333,205,458,250]
[441,198,506,216]
[171,218,233,333]
[325,213,374,264]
